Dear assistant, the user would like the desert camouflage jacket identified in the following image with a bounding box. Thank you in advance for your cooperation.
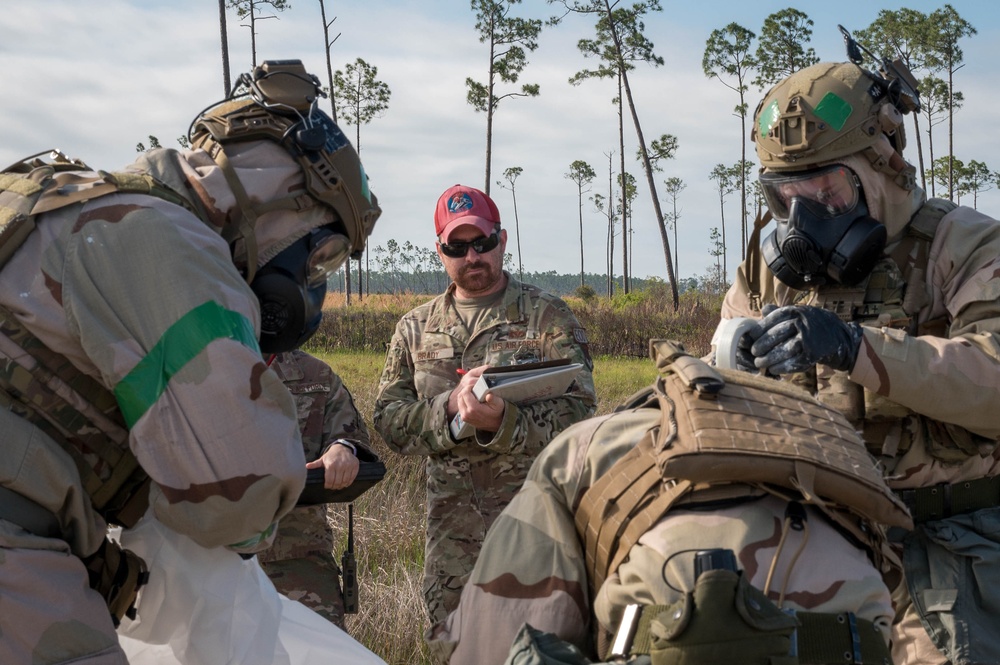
[0,152,305,558]
[373,273,596,461]
[721,203,1000,490]
[429,407,894,665]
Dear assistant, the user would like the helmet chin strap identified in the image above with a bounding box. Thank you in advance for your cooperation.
[213,146,260,284]
[209,142,322,284]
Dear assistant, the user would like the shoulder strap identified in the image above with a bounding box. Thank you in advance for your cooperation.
[575,340,717,599]
[907,197,957,241]
[745,208,773,313]
[0,157,207,275]
[0,166,54,268]
[573,421,695,603]
[0,301,148,526]
[887,198,957,335]
[888,197,955,268]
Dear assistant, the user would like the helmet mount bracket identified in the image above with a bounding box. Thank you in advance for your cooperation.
[838,24,920,116]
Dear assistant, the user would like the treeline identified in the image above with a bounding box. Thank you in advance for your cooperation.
[328,266,694,299]
[330,239,717,300]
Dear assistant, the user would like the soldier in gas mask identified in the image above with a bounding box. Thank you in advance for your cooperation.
[717,44,1000,665]
[0,60,379,664]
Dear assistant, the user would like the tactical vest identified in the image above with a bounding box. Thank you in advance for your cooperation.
[574,339,909,661]
[801,199,999,467]
[0,153,203,528]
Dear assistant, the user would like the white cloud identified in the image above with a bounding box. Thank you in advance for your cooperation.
[2,0,997,284]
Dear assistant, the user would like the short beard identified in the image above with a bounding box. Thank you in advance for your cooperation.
[453,260,501,295]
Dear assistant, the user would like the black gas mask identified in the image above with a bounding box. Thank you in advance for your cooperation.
[760,164,886,289]
[250,225,352,354]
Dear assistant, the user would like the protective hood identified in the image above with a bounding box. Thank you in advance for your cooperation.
[138,141,335,276]
[830,136,925,242]
[190,141,334,272]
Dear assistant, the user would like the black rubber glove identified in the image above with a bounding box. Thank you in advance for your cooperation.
[745,305,863,375]
[735,305,776,372]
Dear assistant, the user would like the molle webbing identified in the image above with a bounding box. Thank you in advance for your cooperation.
[574,340,911,620]
[574,428,693,599]
[0,169,46,267]
[898,476,1000,523]
[0,302,147,526]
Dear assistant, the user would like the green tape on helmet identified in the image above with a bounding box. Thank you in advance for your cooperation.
[813,91,853,132]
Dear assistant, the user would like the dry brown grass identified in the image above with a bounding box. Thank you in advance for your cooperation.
[315,289,723,359]
[311,349,661,663]
[323,291,431,312]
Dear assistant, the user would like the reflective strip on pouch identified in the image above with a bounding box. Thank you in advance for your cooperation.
[114,301,259,427]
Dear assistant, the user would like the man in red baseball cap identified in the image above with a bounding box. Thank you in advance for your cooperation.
[432,184,506,298]
[374,183,597,636]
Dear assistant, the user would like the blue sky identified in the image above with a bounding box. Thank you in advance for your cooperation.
[2,1,997,283]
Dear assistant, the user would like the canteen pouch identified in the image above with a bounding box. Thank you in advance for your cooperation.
[648,569,798,665]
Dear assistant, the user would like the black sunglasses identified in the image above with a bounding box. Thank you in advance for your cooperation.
[439,231,501,258]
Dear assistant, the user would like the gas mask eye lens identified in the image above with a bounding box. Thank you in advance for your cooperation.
[306,230,352,288]
[761,165,860,221]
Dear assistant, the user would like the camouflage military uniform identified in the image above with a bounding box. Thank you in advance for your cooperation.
[0,148,321,664]
[258,349,371,629]
[722,201,1000,664]
[429,349,898,665]
[374,272,596,629]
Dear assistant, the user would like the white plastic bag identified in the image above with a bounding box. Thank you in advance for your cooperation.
[113,512,385,665]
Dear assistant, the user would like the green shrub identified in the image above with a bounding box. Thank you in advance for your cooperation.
[574,284,597,302]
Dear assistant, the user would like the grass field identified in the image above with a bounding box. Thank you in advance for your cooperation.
[310,349,660,663]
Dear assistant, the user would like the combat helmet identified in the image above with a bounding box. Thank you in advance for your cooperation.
[755,63,907,170]
[751,24,920,183]
[189,59,381,282]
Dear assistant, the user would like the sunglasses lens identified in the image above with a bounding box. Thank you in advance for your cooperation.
[439,242,468,258]
[475,233,500,254]
[440,232,499,258]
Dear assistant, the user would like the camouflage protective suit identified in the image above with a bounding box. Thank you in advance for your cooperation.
[374,272,596,629]
[429,343,899,665]
[0,145,323,664]
[258,349,372,628]
[722,199,1000,664]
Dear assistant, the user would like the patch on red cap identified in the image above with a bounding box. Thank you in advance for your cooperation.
[434,184,501,241]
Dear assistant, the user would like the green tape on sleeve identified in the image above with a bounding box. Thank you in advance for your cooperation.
[114,301,259,428]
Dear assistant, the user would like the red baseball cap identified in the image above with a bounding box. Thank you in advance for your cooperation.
[434,184,501,243]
